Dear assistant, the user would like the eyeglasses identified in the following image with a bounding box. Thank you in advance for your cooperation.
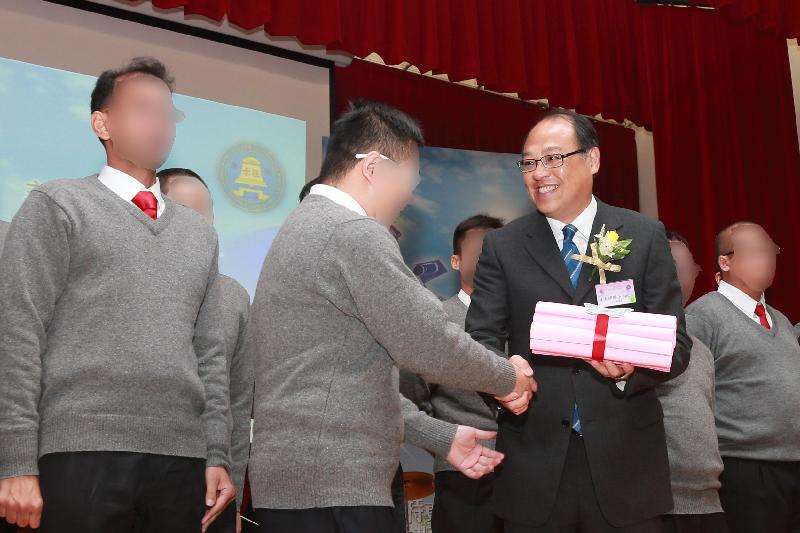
[102,104,185,124]
[720,244,781,259]
[355,153,391,161]
[516,149,586,173]
[355,153,421,188]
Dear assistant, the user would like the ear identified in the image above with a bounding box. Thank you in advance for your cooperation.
[359,151,384,184]
[451,254,460,271]
[718,255,731,272]
[587,146,601,175]
[91,111,111,143]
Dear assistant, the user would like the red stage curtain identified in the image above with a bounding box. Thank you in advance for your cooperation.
[638,6,800,319]
[148,0,800,319]
[334,59,640,213]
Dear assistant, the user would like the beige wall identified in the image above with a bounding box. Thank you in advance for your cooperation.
[0,0,332,178]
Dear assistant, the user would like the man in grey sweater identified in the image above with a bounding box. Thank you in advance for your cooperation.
[687,222,800,533]
[0,58,234,533]
[247,100,536,533]
[657,231,727,533]
[401,214,505,533]
[159,168,253,533]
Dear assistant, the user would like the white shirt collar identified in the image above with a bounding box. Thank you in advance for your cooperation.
[545,195,598,252]
[457,289,471,307]
[309,184,367,217]
[717,280,772,326]
[97,165,165,216]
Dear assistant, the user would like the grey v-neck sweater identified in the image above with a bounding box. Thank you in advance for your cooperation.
[246,194,517,510]
[687,291,800,462]
[217,274,252,505]
[400,294,499,473]
[0,176,230,479]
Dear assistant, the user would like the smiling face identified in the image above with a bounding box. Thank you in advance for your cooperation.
[521,116,600,223]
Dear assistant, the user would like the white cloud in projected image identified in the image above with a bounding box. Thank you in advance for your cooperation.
[398,146,534,299]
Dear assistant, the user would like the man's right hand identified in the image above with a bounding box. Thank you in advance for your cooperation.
[495,355,537,415]
[0,475,43,529]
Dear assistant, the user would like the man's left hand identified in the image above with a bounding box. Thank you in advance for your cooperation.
[201,466,236,532]
[588,360,634,381]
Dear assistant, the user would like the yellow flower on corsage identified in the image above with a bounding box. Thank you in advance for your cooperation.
[571,225,632,284]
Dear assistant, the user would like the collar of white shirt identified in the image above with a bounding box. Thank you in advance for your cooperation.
[545,195,598,253]
[717,280,772,327]
[457,289,471,307]
[308,183,368,217]
[97,165,165,217]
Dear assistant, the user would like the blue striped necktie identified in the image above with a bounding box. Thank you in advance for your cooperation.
[561,223,583,434]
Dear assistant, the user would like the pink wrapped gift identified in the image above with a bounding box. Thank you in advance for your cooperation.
[529,302,677,372]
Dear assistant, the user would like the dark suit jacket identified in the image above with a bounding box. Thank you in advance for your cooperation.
[466,199,691,527]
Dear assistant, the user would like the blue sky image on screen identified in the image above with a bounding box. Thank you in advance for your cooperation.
[0,57,306,298]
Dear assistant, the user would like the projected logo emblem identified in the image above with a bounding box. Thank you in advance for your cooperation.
[218,143,285,212]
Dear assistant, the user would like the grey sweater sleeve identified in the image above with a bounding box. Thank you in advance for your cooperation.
[400,395,457,459]
[229,298,253,505]
[196,253,232,471]
[0,192,72,478]
[321,218,516,397]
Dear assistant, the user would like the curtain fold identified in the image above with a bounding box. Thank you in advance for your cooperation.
[147,0,800,319]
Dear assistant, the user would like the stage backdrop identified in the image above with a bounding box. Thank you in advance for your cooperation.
[0,56,306,297]
[397,146,534,298]
[396,145,534,533]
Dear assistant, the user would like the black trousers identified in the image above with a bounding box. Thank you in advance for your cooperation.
[660,513,729,533]
[37,451,207,533]
[256,506,397,533]
[207,500,238,533]
[720,456,800,533]
[504,433,661,533]
[390,464,407,533]
[432,470,501,533]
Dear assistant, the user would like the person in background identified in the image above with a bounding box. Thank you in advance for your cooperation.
[0,57,233,533]
[687,221,800,533]
[245,100,535,533]
[657,231,727,533]
[158,167,253,533]
[401,214,505,533]
[0,220,8,250]
[0,220,9,533]
[299,176,325,202]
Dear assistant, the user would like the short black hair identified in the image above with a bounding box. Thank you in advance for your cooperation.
[665,230,689,247]
[91,57,174,113]
[453,214,504,255]
[531,107,600,153]
[320,100,424,183]
[299,176,327,202]
[157,167,207,194]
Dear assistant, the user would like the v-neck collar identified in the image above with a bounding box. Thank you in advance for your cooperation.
[88,175,175,235]
[712,292,778,339]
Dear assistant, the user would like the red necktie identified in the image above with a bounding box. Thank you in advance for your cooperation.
[755,303,771,330]
[132,191,158,220]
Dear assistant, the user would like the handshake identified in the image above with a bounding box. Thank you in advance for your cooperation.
[495,355,538,415]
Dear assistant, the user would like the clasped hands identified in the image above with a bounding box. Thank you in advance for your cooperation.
[495,356,635,416]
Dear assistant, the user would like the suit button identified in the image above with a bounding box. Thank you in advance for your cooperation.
[572,367,581,375]
[561,419,570,427]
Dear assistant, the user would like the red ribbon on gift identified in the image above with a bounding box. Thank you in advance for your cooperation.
[592,314,610,361]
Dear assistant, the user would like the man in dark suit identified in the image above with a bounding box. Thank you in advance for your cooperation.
[466,108,692,533]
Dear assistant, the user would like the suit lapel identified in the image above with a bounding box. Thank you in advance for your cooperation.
[523,210,575,298]
[573,200,624,304]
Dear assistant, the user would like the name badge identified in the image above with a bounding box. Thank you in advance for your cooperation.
[596,279,636,308]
